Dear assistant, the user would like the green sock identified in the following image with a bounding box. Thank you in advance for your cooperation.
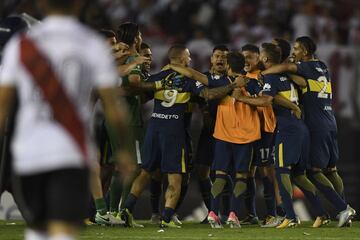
[109,172,123,213]
[95,198,107,215]
[120,182,132,210]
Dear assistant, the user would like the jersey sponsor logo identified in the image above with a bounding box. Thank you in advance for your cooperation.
[151,113,179,120]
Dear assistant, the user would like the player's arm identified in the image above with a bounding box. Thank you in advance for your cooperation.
[117,56,148,77]
[234,94,273,107]
[96,87,136,176]
[199,82,236,101]
[0,86,16,133]
[198,76,247,101]
[274,95,302,119]
[169,64,209,85]
[288,74,307,88]
[261,63,298,76]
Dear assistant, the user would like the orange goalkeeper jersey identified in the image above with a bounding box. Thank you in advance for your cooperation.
[246,71,276,133]
[213,77,261,144]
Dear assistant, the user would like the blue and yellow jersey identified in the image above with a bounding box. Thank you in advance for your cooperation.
[296,60,337,131]
[262,74,300,129]
[147,69,204,131]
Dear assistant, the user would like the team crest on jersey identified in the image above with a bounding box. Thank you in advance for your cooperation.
[280,76,287,81]
[263,83,271,91]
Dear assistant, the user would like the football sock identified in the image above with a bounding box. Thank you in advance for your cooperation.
[221,175,233,217]
[176,183,189,212]
[199,178,212,211]
[25,229,47,240]
[325,170,345,200]
[120,181,132,210]
[109,172,122,213]
[308,170,347,212]
[275,168,296,219]
[94,197,107,215]
[124,193,138,213]
[210,175,227,215]
[276,203,286,217]
[162,207,175,223]
[150,178,162,214]
[262,176,276,217]
[231,178,247,216]
[293,174,327,217]
[245,176,257,217]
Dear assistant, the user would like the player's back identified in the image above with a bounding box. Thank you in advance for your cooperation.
[213,77,261,144]
[296,60,337,132]
[148,69,203,132]
[0,16,117,174]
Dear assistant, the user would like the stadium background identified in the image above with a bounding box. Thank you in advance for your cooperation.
[1,0,360,222]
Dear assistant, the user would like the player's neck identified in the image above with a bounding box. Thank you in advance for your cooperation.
[170,60,185,66]
[302,55,315,61]
[210,68,225,76]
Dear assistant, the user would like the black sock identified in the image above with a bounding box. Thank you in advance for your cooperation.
[124,193,138,213]
[150,179,162,214]
[199,178,212,211]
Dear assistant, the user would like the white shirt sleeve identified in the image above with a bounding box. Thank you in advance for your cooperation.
[91,37,118,89]
[0,37,20,86]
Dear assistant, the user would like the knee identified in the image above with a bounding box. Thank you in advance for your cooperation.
[233,178,247,197]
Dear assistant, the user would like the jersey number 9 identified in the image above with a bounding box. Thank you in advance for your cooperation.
[161,90,178,107]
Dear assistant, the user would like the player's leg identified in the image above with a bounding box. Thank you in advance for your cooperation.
[161,173,182,228]
[228,143,252,228]
[325,132,345,200]
[121,125,159,227]
[195,128,213,212]
[208,139,232,228]
[149,169,162,224]
[306,131,354,226]
[173,172,190,225]
[242,165,258,224]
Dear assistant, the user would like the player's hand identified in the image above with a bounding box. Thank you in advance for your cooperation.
[257,73,264,84]
[292,106,302,119]
[116,149,136,178]
[133,55,149,65]
[231,87,243,99]
[234,75,249,88]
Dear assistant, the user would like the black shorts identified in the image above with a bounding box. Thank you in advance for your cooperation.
[16,168,90,227]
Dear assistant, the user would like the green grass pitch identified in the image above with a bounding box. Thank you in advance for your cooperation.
[1,221,360,240]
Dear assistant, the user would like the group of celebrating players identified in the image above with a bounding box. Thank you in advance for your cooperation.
[90,21,356,230]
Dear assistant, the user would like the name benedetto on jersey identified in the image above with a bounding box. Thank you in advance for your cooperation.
[147,69,204,131]
[0,16,118,175]
[296,60,337,132]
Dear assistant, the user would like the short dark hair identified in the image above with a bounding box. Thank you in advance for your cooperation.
[117,22,139,46]
[273,38,291,62]
[261,43,281,64]
[99,29,115,38]
[212,44,229,53]
[141,42,150,50]
[241,44,259,54]
[168,44,187,60]
[295,36,317,55]
[227,51,245,73]
[46,0,75,10]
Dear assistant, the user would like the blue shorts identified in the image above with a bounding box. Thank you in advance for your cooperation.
[195,126,215,167]
[309,130,339,169]
[142,123,188,174]
[274,121,309,172]
[212,139,253,173]
[252,132,275,167]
